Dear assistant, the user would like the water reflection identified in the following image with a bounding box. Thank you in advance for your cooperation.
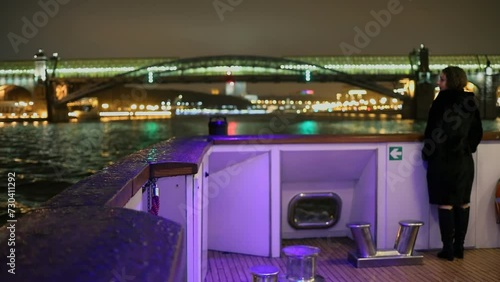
[297,121,319,135]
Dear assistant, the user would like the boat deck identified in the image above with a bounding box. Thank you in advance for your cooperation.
[206,237,500,282]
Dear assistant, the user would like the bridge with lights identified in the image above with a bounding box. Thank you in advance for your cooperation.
[0,48,498,122]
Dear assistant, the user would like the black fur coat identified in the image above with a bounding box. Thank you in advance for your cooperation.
[421,89,483,205]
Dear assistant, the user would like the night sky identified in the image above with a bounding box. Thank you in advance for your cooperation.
[1,0,499,61]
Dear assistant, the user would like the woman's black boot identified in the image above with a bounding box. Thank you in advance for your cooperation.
[437,208,454,261]
[453,206,470,259]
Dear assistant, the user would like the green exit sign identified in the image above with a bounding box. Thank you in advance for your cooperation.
[389,146,403,161]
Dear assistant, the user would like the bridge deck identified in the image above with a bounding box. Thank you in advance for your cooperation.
[2,54,499,78]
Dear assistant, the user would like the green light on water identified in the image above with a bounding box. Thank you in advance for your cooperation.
[298,121,318,135]
[145,122,159,136]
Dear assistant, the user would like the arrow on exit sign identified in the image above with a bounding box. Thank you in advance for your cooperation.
[389,146,403,161]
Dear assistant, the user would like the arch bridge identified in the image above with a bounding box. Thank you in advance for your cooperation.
[0,53,498,120]
[55,55,413,105]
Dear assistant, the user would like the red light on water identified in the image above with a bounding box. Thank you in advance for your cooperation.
[300,89,314,95]
[227,121,237,135]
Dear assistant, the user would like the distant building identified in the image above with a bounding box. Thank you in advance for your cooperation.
[243,94,258,102]
[225,81,247,96]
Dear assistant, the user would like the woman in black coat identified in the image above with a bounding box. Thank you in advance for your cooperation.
[422,66,483,261]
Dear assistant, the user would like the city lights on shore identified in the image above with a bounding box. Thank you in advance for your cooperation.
[0,90,407,122]
[0,76,418,122]
[63,96,404,120]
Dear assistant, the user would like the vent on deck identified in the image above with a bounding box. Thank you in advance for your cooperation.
[288,192,342,230]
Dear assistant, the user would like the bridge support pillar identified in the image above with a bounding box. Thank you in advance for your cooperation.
[47,103,69,123]
[402,78,435,120]
[403,45,435,120]
[479,73,499,120]
[414,80,435,120]
[35,84,69,123]
[401,98,415,120]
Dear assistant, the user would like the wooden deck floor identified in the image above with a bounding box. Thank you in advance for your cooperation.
[205,237,500,282]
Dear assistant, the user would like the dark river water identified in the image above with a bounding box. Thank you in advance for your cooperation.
[1,114,499,223]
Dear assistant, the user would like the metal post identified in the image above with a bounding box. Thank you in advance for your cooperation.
[249,265,279,282]
[394,220,424,255]
[346,222,376,257]
[282,245,320,282]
